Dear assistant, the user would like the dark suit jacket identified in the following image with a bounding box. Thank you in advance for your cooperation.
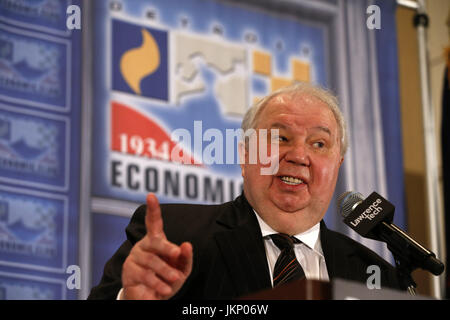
[88,194,402,299]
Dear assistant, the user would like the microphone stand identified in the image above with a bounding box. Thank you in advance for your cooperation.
[377,222,442,296]
[393,255,417,296]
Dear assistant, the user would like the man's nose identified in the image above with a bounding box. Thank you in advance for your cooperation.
[283,141,310,166]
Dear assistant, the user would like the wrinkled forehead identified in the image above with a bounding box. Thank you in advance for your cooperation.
[259,93,336,125]
[269,92,317,105]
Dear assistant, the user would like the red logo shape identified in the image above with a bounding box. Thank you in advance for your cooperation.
[111,101,199,165]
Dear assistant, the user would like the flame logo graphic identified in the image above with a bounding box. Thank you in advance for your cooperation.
[120,29,161,95]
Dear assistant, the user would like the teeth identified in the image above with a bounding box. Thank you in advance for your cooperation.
[280,176,303,185]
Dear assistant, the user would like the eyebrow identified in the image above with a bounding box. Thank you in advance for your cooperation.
[269,122,287,130]
[269,123,332,136]
[311,126,332,136]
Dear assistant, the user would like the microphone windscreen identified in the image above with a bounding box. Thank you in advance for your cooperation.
[337,191,364,218]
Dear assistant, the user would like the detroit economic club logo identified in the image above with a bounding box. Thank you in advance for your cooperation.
[107,18,311,203]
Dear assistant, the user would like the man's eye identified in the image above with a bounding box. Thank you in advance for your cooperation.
[271,135,284,141]
[313,141,325,148]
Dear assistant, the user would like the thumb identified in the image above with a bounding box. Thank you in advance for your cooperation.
[177,242,193,276]
[145,193,165,238]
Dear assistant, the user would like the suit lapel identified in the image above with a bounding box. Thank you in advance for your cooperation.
[214,195,272,297]
[320,220,353,280]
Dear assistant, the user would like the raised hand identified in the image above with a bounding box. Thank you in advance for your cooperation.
[121,193,193,299]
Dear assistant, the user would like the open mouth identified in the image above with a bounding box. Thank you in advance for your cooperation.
[279,176,304,186]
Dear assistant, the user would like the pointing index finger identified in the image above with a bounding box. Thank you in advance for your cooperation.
[145,193,165,238]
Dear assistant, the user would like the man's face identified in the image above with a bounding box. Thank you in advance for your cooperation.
[240,93,344,235]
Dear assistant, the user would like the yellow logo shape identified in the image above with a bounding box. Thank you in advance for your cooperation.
[120,29,160,95]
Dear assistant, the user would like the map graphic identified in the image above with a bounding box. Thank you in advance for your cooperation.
[173,31,248,116]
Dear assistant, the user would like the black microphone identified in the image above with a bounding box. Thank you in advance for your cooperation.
[337,191,444,276]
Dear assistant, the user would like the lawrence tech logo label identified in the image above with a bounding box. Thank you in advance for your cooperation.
[112,19,168,101]
[343,192,395,238]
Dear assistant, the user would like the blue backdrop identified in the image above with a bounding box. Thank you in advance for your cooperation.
[0,0,406,299]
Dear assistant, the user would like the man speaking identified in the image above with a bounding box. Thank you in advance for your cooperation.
[88,83,402,300]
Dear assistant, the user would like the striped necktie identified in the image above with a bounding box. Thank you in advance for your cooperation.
[270,233,306,287]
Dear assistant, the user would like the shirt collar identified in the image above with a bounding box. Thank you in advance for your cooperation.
[254,209,322,254]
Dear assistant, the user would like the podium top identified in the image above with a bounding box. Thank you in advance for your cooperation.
[240,278,434,300]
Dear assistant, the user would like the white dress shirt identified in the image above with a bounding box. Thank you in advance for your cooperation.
[254,211,329,286]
